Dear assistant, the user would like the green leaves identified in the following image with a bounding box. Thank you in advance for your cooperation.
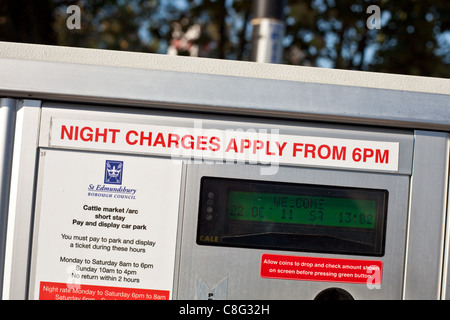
[0,0,447,77]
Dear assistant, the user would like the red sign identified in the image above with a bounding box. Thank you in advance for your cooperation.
[39,281,169,300]
[260,254,382,284]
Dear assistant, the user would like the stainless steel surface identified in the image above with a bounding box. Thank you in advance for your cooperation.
[405,131,450,299]
[0,53,447,299]
[2,100,41,299]
[0,98,16,299]
[177,163,410,299]
[0,59,449,131]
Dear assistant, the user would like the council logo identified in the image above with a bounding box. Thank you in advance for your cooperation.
[104,160,123,185]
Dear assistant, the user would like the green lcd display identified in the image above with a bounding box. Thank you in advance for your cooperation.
[227,191,377,229]
[197,177,388,256]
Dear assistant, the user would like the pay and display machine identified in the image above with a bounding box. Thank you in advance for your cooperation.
[0,43,449,300]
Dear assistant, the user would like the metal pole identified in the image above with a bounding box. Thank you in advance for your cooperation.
[250,0,286,63]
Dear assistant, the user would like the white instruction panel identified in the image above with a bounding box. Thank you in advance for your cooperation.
[29,149,183,300]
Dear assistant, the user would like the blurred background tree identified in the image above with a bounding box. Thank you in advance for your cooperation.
[0,0,448,77]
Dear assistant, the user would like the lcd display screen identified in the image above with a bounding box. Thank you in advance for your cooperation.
[228,191,377,229]
[197,177,388,256]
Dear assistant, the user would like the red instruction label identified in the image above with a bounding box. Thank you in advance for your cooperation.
[39,281,170,300]
[260,254,382,284]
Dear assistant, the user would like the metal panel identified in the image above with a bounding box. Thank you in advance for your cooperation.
[0,59,448,131]
[2,100,41,299]
[0,48,447,302]
[403,131,450,299]
[0,98,16,299]
[177,163,410,299]
[445,156,450,299]
[37,103,415,300]
[4,100,448,300]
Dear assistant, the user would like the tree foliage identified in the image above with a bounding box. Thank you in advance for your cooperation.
[0,0,448,77]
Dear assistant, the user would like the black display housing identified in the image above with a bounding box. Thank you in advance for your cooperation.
[197,177,388,256]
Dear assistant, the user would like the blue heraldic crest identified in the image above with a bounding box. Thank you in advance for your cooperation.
[104,160,123,185]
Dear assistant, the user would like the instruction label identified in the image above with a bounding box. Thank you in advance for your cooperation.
[39,282,168,300]
[260,254,382,285]
[49,118,399,172]
[30,149,182,300]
